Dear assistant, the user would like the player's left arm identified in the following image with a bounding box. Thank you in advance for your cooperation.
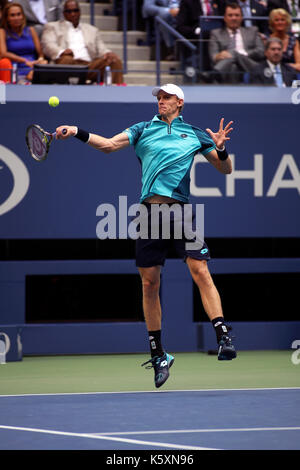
[205,118,233,174]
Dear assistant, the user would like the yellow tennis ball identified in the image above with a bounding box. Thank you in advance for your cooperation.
[48,96,59,107]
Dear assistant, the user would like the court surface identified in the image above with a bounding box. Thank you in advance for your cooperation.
[0,351,299,450]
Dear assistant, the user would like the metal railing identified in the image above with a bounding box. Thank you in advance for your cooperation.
[154,16,197,85]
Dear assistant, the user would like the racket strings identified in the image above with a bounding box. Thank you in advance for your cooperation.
[26,125,51,161]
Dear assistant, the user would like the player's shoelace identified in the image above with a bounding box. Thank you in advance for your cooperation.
[141,353,173,369]
[141,353,174,388]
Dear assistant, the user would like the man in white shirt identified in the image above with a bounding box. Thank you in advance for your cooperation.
[41,0,123,83]
[208,3,264,82]
[250,37,298,85]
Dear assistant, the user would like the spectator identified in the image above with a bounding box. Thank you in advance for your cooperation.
[269,7,300,70]
[17,0,62,37]
[250,36,298,84]
[0,2,47,82]
[142,0,180,60]
[268,0,300,17]
[41,0,123,84]
[176,0,224,41]
[238,0,269,33]
[209,2,265,82]
[175,0,224,75]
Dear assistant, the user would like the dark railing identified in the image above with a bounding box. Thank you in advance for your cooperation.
[154,16,197,85]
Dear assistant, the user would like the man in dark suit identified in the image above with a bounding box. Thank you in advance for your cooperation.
[176,0,225,40]
[209,2,265,82]
[238,0,269,33]
[267,0,300,17]
[250,37,298,85]
[176,0,225,73]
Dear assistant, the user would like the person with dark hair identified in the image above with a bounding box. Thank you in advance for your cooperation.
[250,36,298,84]
[0,2,47,81]
[209,2,265,82]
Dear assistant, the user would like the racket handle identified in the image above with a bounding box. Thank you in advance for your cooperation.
[52,128,68,137]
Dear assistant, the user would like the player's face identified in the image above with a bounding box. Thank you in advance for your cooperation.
[7,6,24,29]
[64,1,80,27]
[157,91,183,120]
[224,7,243,30]
[265,43,283,64]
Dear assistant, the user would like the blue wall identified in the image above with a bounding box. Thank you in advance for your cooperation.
[0,85,300,237]
[0,85,299,356]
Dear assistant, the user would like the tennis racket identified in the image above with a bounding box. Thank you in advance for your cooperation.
[25,124,67,162]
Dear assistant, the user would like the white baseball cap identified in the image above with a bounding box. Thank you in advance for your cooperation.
[152,83,184,100]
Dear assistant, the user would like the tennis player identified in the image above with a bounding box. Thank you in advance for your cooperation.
[56,83,237,388]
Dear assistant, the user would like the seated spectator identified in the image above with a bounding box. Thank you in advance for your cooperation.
[250,36,298,84]
[142,0,180,60]
[17,0,62,37]
[41,0,123,83]
[176,0,224,41]
[0,57,12,82]
[0,2,47,82]
[176,0,224,74]
[238,0,269,34]
[269,7,300,70]
[209,2,265,82]
[268,0,300,17]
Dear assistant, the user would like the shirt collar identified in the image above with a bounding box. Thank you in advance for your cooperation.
[267,60,280,72]
[153,114,183,123]
[227,27,240,35]
[64,19,81,30]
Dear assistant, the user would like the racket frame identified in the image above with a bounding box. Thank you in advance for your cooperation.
[25,124,55,162]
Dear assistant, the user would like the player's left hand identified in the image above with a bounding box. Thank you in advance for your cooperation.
[206,118,233,149]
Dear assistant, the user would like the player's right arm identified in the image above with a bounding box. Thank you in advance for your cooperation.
[56,126,130,153]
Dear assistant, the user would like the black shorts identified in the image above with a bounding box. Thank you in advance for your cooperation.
[135,202,211,268]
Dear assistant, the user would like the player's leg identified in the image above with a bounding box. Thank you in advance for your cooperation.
[186,257,236,360]
[138,265,174,388]
[138,266,162,333]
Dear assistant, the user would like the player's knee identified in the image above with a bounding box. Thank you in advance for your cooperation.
[142,276,160,296]
[189,260,212,286]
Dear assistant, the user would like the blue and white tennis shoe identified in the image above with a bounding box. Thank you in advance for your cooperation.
[142,352,174,388]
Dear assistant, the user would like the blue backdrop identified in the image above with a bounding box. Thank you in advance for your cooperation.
[1,85,300,356]
[0,85,299,239]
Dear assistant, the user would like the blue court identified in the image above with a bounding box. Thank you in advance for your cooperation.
[1,388,299,450]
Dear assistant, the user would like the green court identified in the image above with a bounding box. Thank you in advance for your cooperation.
[1,351,299,396]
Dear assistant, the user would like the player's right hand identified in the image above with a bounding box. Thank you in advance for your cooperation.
[56,126,77,139]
